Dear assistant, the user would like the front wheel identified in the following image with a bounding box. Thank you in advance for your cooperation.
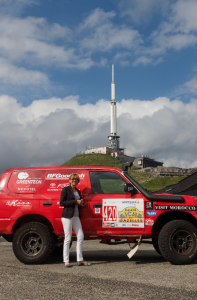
[158,220,197,265]
[13,222,55,264]
[152,238,161,255]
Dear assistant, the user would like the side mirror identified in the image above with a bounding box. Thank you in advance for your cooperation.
[122,161,133,172]
[124,183,134,193]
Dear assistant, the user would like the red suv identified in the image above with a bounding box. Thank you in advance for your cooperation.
[0,163,197,265]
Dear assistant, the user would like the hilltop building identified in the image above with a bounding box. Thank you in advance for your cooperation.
[85,146,135,162]
[133,156,163,169]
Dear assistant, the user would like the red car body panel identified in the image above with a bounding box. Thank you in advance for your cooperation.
[0,166,197,239]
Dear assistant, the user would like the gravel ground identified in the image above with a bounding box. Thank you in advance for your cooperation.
[0,237,197,299]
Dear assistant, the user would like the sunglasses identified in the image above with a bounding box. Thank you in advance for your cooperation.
[71,178,78,181]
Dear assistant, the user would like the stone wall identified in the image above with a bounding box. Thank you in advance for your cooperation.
[137,166,197,177]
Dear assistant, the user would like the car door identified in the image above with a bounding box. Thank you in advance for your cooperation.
[40,169,88,236]
[87,170,145,236]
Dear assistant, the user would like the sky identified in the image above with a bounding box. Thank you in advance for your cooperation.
[1,0,197,174]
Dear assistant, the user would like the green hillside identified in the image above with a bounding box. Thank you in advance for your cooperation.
[62,153,123,168]
[61,154,184,192]
[131,172,184,192]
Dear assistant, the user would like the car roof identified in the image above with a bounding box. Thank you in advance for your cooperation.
[3,165,122,173]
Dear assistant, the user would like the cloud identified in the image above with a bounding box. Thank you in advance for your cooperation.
[79,8,142,52]
[119,0,172,23]
[1,94,197,174]
[133,56,153,66]
[149,0,197,55]
[172,76,197,98]
[0,9,142,81]
[0,15,96,85]
[0,58,48,85]
[170,0,197,33]
[0,0,38,16]
[130,0,197,65]
[184,77,197,94]
[0,1,197,81]
[79,8,116,30]
[0,17,71,63]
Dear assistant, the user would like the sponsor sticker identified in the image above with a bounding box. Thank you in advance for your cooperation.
[122,200,137,204]
[47,183,69,192]
[119,207,143,223]
[146,211,157,217]
[103,222,111,228]
[18,187,36,191]
[57,183,69,189]
[46,173,85,180]
[95,208,100,214]
[145,202,153,209]
[16,179,42,185]
[103,199,144,228]
[155,205,197,211]
[18,172,29,179]
[110,223,118,227]
[145,219,154,226]
[6,200,31,207]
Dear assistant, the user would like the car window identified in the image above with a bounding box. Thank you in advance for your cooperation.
[89,171,126,194]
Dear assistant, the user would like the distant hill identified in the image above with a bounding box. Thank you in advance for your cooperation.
[61,153,183,192]
[61,153,123,168]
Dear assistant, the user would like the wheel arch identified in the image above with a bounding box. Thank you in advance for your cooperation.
[152,211,197,233]
[12,214,55,234]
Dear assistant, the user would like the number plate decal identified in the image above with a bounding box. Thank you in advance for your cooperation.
[102,199,144,228]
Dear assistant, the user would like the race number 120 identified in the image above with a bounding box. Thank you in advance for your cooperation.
[103,206,117,222]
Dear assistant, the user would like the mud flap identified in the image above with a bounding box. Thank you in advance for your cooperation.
[127,236,142,259]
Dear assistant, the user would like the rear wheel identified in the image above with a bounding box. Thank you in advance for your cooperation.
[158,220,197,265]
[13,222,55,264]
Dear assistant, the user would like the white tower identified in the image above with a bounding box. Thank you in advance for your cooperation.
[108,64,120,150]
[111,64,116,135]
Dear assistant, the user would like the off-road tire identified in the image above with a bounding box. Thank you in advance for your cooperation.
[13,222,55,264]
[152,238,161,255]
[158,220,197,265]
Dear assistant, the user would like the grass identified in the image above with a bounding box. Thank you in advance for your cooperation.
[62,153,123,168]
[61,154,185,192]
[140,176,185,192]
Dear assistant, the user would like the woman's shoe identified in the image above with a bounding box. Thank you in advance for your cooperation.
[65,263,72,268]
[77,262,91,266]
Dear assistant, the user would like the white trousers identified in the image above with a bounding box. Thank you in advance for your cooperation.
[61,217,84,262]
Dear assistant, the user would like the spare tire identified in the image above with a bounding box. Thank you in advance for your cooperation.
[13,222,55,264]
[158,220,197,265]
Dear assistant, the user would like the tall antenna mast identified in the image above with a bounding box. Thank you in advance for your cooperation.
[108,64,120,151]
[111,64,116,136]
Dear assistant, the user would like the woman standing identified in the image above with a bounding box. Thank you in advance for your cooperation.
[60,173,91,267]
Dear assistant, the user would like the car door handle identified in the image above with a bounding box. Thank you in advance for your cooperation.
[43,202,52,206]
[93,203,102,208]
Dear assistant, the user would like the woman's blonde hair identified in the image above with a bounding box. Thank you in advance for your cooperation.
[69,173,80,183]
